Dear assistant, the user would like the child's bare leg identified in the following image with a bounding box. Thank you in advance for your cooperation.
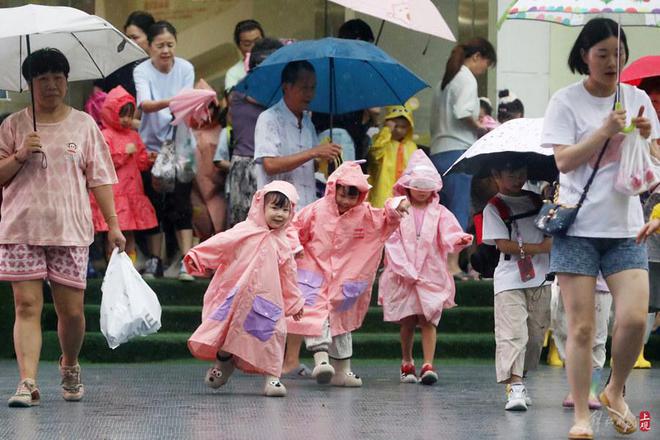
[420,317,437,365]
[124,231,135,255]
[282,334,304,373]
[400,316,417,364]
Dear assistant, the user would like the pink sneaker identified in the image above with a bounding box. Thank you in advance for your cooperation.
[59,357,84,401]
[8,379,40,407]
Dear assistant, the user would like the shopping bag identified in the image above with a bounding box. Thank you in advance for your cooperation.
[100,249,162,349]
[615,131,660,196]
[151,137,176,193]
[174,125,197,183]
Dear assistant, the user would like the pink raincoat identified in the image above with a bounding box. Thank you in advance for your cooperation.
[378,150,472,326]
[288,161,404,337]
[90,86,158,232]
[185,181,305,377]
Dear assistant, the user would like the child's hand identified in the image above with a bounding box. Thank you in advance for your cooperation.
[456,235,473,246]
[396,198,410,215]
[636,218,660,243]
[292,307,304,321]
[125,143,137,155]
[295,250,305,259]
[148,151,158,163]
[384,119,396,131]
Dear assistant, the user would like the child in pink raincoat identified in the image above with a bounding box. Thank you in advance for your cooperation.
[379,150,472,385]
[90,86,157,262]
[184,181,305,397]
[289,161,410,387]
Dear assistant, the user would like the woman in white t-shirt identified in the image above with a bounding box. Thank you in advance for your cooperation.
[429,37,496,276]
[134,21,196,281]
[542,18,659,439]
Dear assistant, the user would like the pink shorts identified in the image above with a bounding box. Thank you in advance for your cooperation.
[0,244,88,290]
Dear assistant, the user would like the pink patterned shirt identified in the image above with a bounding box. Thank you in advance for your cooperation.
[0,108,117,246]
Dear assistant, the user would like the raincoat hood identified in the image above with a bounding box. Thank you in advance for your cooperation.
[393,149,443,196]
[248,180,299,230]
[325,160,372,205]
[100,86,134,132]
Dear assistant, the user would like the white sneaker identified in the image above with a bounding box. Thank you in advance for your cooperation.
[178,261,194,282]
[505,383,528,411]
[264,377,287,397]
[205,357,234,389]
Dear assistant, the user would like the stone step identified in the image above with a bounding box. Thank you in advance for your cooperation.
[35,331,498,362]
[40,304,495,334]
[25,331,660,363]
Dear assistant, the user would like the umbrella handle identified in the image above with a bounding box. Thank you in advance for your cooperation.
[615,102,636,134]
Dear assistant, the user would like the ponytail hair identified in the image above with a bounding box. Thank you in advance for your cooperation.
[441,37,496,90]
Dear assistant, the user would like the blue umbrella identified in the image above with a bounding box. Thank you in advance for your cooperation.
[235,37,428,115]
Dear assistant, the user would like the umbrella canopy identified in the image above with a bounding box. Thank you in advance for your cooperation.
[444,118,558,182]
[621,55,660,86]
[170,89,218,127]
[235,37,428,114]
[329,0,455,41]
[0,4,146,92]
[500,0,660,27]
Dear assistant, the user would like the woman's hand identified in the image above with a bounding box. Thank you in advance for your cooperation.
[632,106,652,139]
[15,132,43,163]
[107,225,126,252]
[601,108,627,138]
[636,218,660,243]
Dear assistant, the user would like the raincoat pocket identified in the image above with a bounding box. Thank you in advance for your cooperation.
[209,287,238,322]
[244,296,282,342]
[297,269,324,306]
[339,280,370,312]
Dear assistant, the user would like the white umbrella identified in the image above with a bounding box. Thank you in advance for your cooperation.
[329,0,456,42]
[444,118,558,181]
[0,4,146,128]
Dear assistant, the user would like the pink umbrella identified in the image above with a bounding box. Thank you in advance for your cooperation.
[329,0,455,42]
[169,88,218,127]
[621,55,660,86]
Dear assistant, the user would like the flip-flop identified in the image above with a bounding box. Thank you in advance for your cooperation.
[598,392,637,435]
[281,363,312,380]
[567,424,593,440]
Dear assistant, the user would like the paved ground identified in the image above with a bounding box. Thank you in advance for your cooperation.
[0,360,657,440]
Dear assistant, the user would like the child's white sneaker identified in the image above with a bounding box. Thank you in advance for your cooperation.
[312,351,335,384]
[505,383,528,411]
[205,355,234,389]
[400,363,418,384]
[330,358,362,387]
[264,376,287,397]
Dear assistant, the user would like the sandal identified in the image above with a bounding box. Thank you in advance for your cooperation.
[281,363,312,380]
[567,424,593,440]
[599,392,637,435]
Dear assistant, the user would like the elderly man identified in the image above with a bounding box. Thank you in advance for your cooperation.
[254,60,341,209]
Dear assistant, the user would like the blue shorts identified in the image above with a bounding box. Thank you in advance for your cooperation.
[430,150,472,231]
[550,235,648,278]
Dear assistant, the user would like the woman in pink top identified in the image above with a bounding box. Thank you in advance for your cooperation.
[289,161,409,387]
[0,49,125,408]
[184,181,304,397]
[378,150,472,385]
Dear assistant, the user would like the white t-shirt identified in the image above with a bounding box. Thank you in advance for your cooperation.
[254,98,319,208]
[224,59,246,92]
[542,81,660,238]
[134,58,195,152]
[429,65,479,155]
[483,193,550,294]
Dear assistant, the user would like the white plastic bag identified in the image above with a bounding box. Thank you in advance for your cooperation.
[100,249,162,349]
[174,125,197,183]
[151,138,176,193]
[615,131,660,196]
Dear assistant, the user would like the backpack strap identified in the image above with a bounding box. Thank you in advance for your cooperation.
[487,196,513,261]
